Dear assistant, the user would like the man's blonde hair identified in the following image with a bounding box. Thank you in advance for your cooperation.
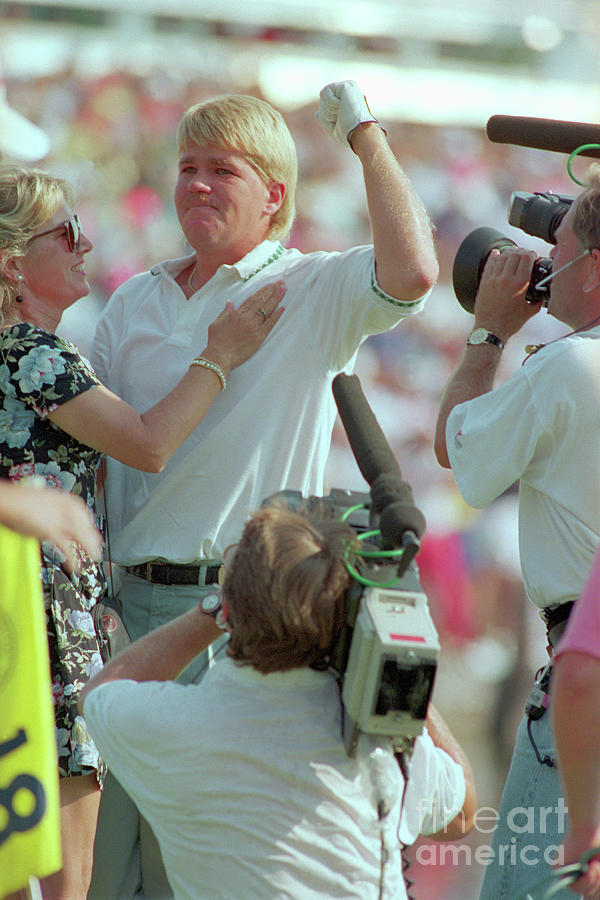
[176,94,297,241]
[223,503,357,674]
[0,165,75,319]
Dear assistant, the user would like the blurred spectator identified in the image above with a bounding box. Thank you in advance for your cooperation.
[0,60,50,161]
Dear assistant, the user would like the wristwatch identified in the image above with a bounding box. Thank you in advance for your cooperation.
[198,592,222,617]
[198,592,228,630]
[466,328,504,351]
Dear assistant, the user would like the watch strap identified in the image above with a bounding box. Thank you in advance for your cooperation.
[467,329,504,351]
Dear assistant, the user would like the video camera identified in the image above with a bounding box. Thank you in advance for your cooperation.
[263,374,439,758]
[452,113,600,313]
[452,190,574,314]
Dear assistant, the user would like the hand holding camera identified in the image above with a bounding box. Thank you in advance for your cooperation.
[453,191,574,315]
[472,246,541,343]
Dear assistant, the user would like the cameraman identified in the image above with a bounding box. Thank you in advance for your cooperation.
[80,503,475,900]
[434,164,600,899]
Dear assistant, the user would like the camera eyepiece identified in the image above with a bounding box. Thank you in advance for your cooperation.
[452,227,551,314]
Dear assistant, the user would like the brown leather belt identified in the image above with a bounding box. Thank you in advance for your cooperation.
[123,561,221,586]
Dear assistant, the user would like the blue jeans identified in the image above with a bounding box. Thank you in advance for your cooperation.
[88,572,228,900]
[478,710,581,900]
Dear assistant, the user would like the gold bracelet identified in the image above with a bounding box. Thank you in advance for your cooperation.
[189,356,227,391]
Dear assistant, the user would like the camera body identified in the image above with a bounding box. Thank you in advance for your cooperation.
[508,190,573,244]
[341,583,439,756]
[263,488,439,757]
[453,190,574,314]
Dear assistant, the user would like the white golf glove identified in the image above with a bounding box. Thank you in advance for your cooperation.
[315,80,383,148]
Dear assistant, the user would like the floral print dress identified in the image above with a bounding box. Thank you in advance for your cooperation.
[0,322,107,783]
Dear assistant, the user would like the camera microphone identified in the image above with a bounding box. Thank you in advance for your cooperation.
[486,115,600,157]
[332,374,426,553]
[371,474,426,548]
[332,373,402,487]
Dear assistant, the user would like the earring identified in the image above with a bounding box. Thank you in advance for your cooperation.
[15,273,24,304]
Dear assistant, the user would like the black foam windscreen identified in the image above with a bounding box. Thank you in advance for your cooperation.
[332,375,427,546]
[371,474,426,541]
[486,115,600,158]
[370,473,414,513]
[332,373,401,486]
[380,501,426,546]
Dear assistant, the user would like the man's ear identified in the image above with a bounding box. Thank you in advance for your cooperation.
[264,182,286,216]
[583,247,600,294]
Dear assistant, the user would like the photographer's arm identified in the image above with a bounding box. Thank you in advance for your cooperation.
[79,607,220,713]
[425,703,477,840]
[434,248,539,468]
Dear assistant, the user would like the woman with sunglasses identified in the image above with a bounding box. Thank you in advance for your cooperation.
[0,165,285,900]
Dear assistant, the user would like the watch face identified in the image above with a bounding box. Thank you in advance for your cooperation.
[468,328,487,344]
[201,592,221,614]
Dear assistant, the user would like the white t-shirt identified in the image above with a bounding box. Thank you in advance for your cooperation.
[84,658,465,900]
[446,326,600,608]
[91,240,428,563]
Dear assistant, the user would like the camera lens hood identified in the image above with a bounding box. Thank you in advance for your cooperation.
[452,226,517,314]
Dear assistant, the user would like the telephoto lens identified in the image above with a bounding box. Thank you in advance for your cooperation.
[452,226,551,314]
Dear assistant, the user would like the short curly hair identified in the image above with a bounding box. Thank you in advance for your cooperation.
[223,503,357,674]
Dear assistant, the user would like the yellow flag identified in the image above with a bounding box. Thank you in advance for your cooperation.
[0,524,61,895]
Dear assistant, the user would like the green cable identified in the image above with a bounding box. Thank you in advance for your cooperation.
[355,530,406,560]
[567,143,600,186]
[340,503,366,522]
[343,556,403,589]
[340,504,407,588]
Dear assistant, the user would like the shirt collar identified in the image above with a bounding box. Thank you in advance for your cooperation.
[218,656,331,691]
[150,240,285,285]
[231,240,285,282]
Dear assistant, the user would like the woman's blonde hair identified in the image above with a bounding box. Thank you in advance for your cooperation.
[176,94,297,241]
[0,165,75,319]
[223,503,357,674]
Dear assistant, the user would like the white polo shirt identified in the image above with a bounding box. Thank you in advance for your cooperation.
[83,658,466,900]
[91,240,428,563]
[446,326,600,608]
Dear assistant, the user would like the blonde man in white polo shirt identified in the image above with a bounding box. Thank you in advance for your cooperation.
[89,80,438,900]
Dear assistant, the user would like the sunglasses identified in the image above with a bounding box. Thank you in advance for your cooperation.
[29,214,81,253]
